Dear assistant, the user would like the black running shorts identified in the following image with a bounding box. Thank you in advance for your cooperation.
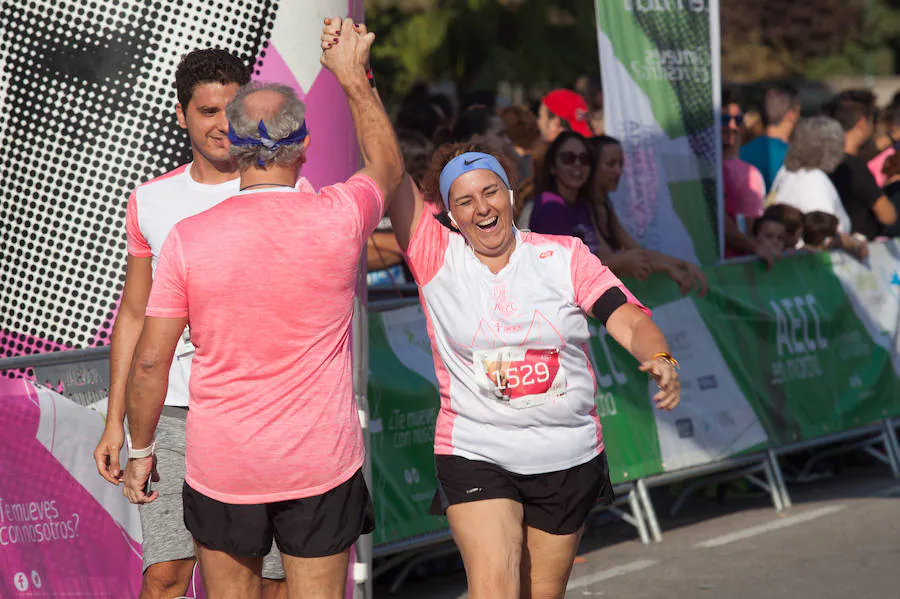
[183,469,375,558]
[431,453,615,535]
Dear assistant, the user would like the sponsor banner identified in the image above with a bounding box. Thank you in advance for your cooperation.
[595,0,722,264]
[830,240,900,378]
[693,251,898,445]
[0,379,145,597]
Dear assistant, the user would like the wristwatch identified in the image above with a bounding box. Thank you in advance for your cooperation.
[128,440,156,460]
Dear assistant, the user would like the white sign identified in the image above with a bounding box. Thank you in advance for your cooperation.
[650,297,768,470]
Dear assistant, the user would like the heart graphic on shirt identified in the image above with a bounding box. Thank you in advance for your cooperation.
[482,348,561,400]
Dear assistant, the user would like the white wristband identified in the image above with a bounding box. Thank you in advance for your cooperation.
[128,440,156,460]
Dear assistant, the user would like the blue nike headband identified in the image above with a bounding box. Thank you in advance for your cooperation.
[439,152,511,209]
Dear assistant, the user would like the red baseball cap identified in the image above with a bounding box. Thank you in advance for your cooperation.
[542,89,593,137]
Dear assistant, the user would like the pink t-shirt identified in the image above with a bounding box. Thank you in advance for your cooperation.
[723,158,766,219]
[146,174,383,504]
[405,214,649,475]
[723,158,766,258]
[869,147,895,187]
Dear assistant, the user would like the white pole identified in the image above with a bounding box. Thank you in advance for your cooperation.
[352,255,372,599]
[351,0,371,581]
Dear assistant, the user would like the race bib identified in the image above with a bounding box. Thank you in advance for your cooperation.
[473,346,566,409]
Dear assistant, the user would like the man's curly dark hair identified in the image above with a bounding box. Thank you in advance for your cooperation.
[175,49,251,108]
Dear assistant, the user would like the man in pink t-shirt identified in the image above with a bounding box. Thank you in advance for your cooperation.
[121,20,404,598]
[722,88,777,263]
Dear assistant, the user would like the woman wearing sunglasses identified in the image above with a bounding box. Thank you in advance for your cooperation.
[529,132,600,248]
[530,132,706,294]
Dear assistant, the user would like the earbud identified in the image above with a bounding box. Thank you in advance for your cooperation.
[509,189,515,207]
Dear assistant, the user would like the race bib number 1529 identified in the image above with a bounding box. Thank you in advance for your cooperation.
[474,347,566,409]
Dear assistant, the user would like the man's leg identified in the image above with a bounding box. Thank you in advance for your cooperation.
[182,482,275,599]
[282,551,350,599]
[261,577,287,599]
[195,542,263,599]
[140,558,195,599]
[271,470,374,599]
[139,414,196,599]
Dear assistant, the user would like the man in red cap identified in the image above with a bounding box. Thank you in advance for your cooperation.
[538,89,593,142]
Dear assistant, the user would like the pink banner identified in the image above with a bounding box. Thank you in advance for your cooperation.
[0,380,144,597]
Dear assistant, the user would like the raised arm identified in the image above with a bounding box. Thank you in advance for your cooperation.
[388,174,427,252]
[320,18,403,202]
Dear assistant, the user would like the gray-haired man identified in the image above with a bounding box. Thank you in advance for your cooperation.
[92,48,287,598]
[121,19,403,599]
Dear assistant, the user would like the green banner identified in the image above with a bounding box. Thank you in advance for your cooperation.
[594,0,721,264]
[368,242,900,548]
[367,307,447,545]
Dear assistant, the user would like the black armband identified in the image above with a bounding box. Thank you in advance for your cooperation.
[591,287,628,325]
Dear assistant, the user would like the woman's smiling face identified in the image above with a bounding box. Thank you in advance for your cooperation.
[447,169,515,260]
[551,137,592,194]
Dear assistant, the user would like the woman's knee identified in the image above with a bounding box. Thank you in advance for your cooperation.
[521,577,569,599]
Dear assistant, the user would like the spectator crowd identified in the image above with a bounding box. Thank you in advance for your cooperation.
[369,80,900,289]
[724,84,898,263]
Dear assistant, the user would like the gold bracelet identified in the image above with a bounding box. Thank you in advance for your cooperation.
[652,352,679,369]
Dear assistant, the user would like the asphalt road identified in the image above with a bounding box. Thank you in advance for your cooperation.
[375,463,900,598]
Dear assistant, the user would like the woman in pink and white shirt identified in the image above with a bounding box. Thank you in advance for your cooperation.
[388,143,681,599]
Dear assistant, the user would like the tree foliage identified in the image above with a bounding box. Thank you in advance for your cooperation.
[368,0,599,103]
[366,0,900,101]
[720,0,900,81]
